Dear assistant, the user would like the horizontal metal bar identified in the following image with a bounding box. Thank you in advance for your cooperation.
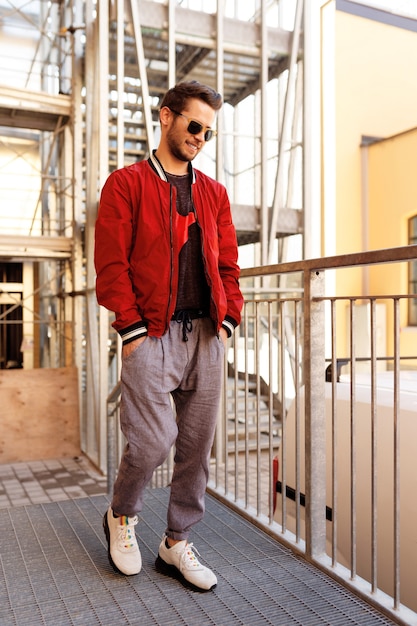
[241,244,417,278]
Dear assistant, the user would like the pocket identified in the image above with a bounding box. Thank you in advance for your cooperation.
[122,336,148,362]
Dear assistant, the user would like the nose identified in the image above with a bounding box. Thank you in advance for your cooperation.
[194,128,205,142]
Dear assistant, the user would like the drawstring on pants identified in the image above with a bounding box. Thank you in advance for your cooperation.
[172,309,209,342]
[174,310,193,342]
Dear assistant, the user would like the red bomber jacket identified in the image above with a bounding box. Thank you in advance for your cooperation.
[94,151,243,343]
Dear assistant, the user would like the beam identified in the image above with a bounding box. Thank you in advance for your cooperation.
[0,86,71,131]
[231,204,302,236]
[0,235,72,260]
[137,0,292,57]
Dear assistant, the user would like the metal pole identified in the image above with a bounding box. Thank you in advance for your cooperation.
[116,0,125,169]
[216,0,224,184]
[260,0,268,266]
[168,0,176,87]
[130,0,154,154]
[304,268,327,558]
[268,0,303,265]
[303,0,322,259]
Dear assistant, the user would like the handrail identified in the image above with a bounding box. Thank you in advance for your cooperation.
[240,244,417,277]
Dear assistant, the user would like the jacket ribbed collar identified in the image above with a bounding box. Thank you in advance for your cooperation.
[148,150,196,184]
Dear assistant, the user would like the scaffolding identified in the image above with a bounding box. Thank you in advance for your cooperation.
[0,0,305,470]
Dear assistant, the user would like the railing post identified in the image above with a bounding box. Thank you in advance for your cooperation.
[304,268,327,558]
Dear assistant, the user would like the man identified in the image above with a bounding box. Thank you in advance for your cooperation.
[94,80,243,591]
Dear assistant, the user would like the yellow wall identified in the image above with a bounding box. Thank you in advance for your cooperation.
[367,129,417,251]
[367,128,417,359]
[321,4,417,360]
[322,4,417,265]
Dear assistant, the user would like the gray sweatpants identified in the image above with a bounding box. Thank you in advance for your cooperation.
[111,317,224,541]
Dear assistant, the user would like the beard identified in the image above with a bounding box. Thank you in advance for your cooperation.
[166,126,199,162]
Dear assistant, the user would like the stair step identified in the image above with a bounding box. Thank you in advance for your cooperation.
[227,432,281,452]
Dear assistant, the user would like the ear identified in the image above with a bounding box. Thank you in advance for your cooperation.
[159,106,172,129]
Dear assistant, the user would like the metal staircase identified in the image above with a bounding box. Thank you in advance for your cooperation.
[0,0,304,470]
[101,0,303,245]
[226,373,282,452]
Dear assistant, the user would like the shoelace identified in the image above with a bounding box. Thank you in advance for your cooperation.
[174,310,193,342]
[117,515,138,550]
[180,542,202,569]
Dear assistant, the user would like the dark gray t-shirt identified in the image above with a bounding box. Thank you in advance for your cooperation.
[166,172,211,313]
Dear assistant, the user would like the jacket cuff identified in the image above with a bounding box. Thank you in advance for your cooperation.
[222,316,237,338]
[119,322,148,345]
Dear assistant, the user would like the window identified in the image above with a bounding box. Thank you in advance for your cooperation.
[408,216,417,325]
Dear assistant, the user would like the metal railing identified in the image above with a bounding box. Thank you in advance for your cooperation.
[106,244,417,626]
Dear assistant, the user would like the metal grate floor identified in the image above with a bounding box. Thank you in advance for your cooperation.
[0,489,397,626]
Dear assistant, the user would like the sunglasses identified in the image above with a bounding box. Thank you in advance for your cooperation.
[168,107,217,142]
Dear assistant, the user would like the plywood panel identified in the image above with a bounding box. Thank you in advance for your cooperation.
[0,366,80,463]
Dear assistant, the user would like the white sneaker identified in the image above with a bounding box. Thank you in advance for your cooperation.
[103,506,142,575]
[157,535,217,591]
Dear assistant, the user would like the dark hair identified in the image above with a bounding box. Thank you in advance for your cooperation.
[160,80,223,113]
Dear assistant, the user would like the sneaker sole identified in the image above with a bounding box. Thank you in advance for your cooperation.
[155,555,217,592]
[102,511,139,576]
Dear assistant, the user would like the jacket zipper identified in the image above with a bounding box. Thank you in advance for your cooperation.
[166,184,175,331]
[192,193,220,332]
